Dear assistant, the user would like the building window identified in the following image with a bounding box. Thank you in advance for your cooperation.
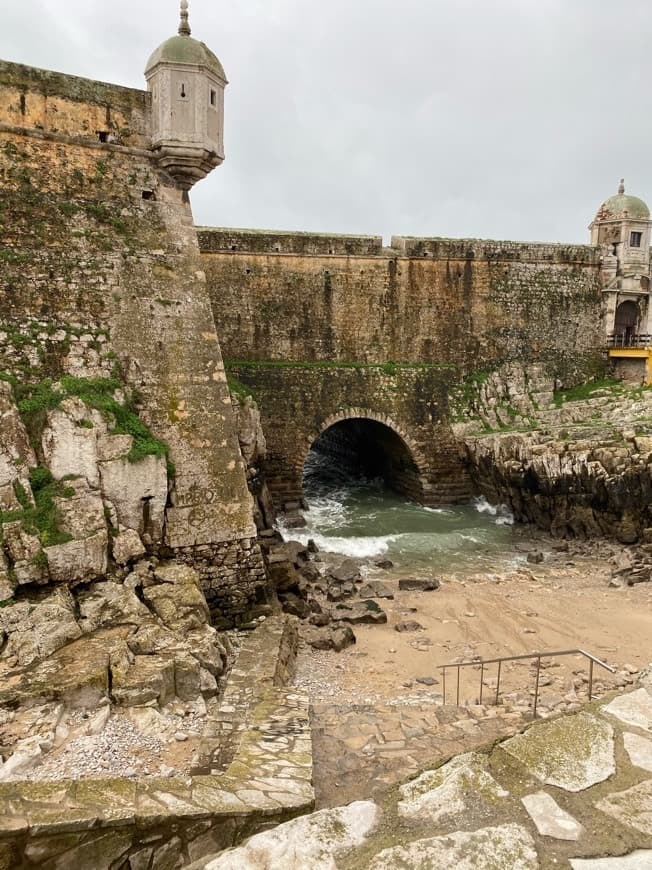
[180,83,187,99]
[630,231,643,248]
[210,89,217,107]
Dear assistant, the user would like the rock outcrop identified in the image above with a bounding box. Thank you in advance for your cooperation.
[457,372,652,542]
[0,380,168,600]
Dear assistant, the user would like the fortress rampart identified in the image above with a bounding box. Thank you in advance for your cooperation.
[200,228,605,383]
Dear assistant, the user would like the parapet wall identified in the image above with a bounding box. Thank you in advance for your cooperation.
[0,60,265,618]
[200,228,605,386]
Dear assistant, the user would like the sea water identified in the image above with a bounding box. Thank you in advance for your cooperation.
[277,452,516,576]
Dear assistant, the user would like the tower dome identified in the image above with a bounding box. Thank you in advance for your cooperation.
[145,1,227,190]
[594,179,650,222]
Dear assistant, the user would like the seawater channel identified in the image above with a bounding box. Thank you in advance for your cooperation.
[279,452,517,578]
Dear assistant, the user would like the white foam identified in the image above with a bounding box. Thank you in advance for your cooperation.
[473,496,514,526]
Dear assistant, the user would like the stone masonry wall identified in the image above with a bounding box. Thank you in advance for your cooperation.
[0,61,266,616]
[200,229,606,386]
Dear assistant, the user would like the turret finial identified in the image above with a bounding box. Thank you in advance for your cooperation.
[179,0,191,36]
[619,178,625,195]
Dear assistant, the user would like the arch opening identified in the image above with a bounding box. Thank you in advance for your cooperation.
[303,417,424,503]
[614,300,640,342]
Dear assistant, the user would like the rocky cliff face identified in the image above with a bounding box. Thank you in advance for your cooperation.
[456,369,652,543]
[0,378,169,602]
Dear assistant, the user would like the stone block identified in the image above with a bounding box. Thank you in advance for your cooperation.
[112,528,146,565]
[99,454,167,542]
[46,531,108,584]
[42,398,102,487]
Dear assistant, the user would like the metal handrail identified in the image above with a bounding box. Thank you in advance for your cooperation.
[608,333,652,348]
[438,648,617,719]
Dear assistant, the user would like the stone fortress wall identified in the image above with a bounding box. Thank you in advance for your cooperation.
[200,228,607,508]
[200,227,605,378]
[0,60,267,620]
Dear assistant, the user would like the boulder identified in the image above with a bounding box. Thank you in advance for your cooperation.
[112,528,146,565]
[359,581,394,600]
[77,582,151,633]
[45,532,108,584]
[41,398,103,486]
[143,563,210,632]
[267,557,302,594]
[398,578,441,592]
[327,582,356,601]
[332,625,356,652]
[173,652,202,702]
[111,654,175,707]
[0,382,37,492]
[280,593,311,620]
[2,521,41,565]
[185,627,228,677]
[0,552,16,601]
[329,559,362,584]
[331,600,388,625]
[0,587,81,667]
[54,479,106,539]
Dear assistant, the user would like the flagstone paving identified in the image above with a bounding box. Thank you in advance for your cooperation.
[195,671,652,869]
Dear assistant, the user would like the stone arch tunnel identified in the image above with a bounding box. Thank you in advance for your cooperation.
[305,414,427,502]
[226,364,475,512]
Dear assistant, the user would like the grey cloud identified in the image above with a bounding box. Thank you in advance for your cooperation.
[2,0,652,244]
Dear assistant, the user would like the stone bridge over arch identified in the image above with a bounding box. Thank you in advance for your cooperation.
[226,363,474,509]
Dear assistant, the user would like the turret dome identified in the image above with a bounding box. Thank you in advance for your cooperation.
[145,0,227,83]
[145,36,226,82]
[595,180,650,222]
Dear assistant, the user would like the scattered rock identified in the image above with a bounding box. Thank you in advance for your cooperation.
[527,550,544,564]
[416,677,438,686]
[398,578,441,592]
[359,581,394,600]
[331,600,388,625]
[395,621,424,633]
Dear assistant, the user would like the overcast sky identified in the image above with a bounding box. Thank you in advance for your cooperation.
[2,0,651,244]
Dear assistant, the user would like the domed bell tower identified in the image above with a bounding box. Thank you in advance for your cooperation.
[145,1,227,190]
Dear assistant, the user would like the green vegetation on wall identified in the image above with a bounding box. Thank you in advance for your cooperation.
[1,467,75,550]
[2,373,170,464]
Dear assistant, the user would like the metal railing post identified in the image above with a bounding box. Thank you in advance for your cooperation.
[479,663,485,704]
[589,658,594,701]
[533,656,541,719]
[442,668,446,704]
[456,665,460,706]
[495,660,502,707]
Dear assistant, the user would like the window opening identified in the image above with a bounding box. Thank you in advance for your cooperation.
[630,231,643,248]
[210,89,217,107]
[180,83,187,98]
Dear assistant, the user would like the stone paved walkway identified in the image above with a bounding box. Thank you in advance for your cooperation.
[311,697,526,807]
[194,667,652,868]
